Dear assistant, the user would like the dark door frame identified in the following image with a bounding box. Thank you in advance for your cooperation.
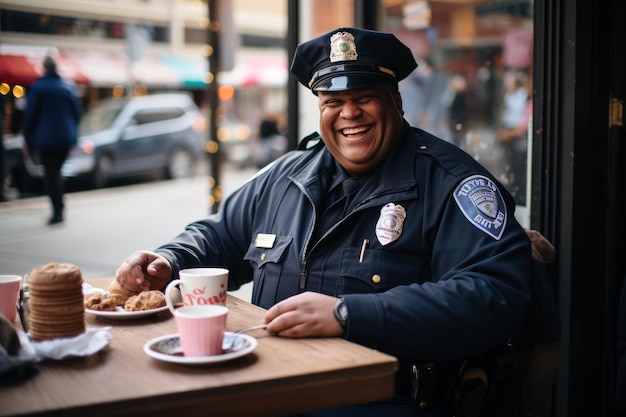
[533,0,626,416]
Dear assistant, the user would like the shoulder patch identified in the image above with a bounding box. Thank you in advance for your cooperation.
[453,175,507,240]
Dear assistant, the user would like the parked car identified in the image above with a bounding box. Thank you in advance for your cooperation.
[62,92,206,188]
[3,133,44,195]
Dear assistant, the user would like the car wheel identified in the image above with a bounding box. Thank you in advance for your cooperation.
[166,148,193,179]
[93,155,113,188]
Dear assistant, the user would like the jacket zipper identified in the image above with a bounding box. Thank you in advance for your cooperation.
[297,183,316,290]
[295,180,412,290]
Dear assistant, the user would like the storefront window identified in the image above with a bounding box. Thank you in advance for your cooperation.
[382,0,533,226]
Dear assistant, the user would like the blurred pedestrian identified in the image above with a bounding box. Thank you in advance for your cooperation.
[23,55,83,225]
[401,60,467,146]
[251,117,287,169]
[446,73,469,148]
[496,70,530,206]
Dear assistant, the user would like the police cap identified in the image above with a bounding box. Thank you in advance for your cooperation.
[291,27,418,94]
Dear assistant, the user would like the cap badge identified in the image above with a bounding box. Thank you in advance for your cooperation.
[376,203,406,246]
[330,31,358,63]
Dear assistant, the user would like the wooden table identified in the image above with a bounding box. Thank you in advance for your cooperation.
[0,278,397,417]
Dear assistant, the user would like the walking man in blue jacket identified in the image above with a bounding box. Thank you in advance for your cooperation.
[23,55,83,225]
[116,28,533,416]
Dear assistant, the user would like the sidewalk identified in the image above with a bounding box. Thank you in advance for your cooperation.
[0,163,257,301]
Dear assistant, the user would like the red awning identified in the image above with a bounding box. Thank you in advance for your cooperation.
[57,52,90,86]
[0,53,89,87]
[0,55,40,86]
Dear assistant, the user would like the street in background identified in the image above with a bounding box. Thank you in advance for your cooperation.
[0,162,256,301]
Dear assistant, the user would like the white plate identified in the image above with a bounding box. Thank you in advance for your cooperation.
[85,305,169,320]
[143,332,258,365]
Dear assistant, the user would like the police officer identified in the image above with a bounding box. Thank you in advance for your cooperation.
[116,27,532,416]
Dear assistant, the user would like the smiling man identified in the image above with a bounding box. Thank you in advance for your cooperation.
[116,28,533,416]
[317,84,404,176]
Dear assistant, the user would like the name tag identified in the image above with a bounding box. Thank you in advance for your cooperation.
[255,233,276,249]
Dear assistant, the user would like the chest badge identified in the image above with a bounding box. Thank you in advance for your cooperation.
[376,203,406,246]
[453,174,507,240]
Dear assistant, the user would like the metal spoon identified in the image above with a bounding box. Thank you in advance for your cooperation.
[222,324,267,351]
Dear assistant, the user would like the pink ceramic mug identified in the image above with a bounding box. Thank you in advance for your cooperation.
[174,305,228,356]
[0,275,22,323]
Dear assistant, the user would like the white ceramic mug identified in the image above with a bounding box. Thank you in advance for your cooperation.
[0,275,22,323]
[165,267,228,314]
[174,305,228,356]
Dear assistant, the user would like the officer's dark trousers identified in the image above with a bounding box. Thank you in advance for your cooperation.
[40,148,70,221]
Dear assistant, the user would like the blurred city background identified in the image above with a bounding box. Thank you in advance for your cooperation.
[1,0,534,227]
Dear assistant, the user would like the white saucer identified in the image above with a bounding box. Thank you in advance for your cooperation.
[143,332,258,365]
[85,305,168,320]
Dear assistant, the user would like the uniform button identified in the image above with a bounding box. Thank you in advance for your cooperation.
[371,274,381,284]
[260,253,266,261]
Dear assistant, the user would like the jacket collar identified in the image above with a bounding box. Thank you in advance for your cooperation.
[367,121,419,196]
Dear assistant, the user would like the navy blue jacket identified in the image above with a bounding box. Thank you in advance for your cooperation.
[23,71,82,151]
[156,122,531,375]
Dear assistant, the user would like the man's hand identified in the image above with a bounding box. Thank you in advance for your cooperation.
[115,250,172,293]
[263,292,344,337]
